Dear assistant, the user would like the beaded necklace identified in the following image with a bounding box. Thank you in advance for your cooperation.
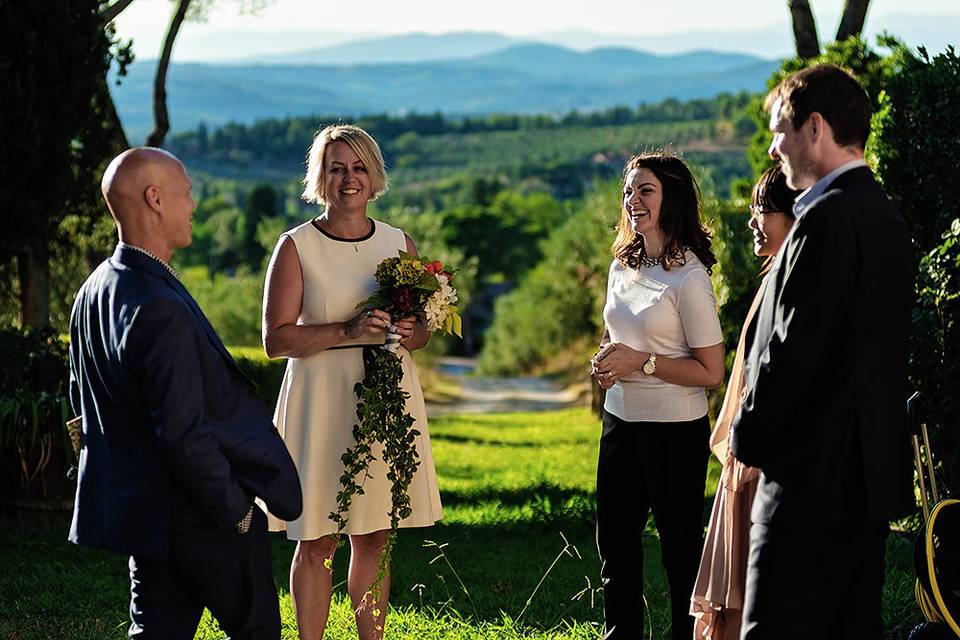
[120,242,181,281]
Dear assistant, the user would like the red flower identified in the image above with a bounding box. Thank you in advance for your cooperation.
[391,287,416,313]
[424,260,444,275]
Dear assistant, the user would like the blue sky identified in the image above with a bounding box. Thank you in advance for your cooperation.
[113,0,960,61]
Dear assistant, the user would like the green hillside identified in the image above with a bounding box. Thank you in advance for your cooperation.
[171,95,755,208]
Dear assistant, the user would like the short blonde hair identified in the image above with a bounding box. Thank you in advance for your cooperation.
[302,124,389,204]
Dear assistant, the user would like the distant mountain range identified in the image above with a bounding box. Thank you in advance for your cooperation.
[246,32,520,65]
[113,43,778,140]
[156,15,960,65]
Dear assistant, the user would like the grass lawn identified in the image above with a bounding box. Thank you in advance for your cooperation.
[0,408,923,639]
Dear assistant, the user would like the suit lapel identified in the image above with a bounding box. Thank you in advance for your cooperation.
[742,276,768,355]
[742,247,787,386]
[163,277,250,380]
[113,246,253,384]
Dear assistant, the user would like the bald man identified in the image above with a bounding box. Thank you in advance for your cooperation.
[68,147,302,639]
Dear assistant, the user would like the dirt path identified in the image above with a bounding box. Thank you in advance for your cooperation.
[426,357,585,416]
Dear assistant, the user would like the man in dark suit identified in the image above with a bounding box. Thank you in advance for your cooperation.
[68,147,302,639]
[730,64,914,638]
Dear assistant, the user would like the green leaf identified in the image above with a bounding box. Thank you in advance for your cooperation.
[452,313,463,337]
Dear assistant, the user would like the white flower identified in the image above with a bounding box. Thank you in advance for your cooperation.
[423,273,459,332]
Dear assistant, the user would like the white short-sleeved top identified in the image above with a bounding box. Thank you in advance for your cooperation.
[602,251,723,422]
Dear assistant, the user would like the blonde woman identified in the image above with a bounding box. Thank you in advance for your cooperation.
[261,125,443,640]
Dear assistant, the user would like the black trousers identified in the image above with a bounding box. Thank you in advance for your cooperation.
[596,410,710,640]
[128,506,280,639]
[741,518,889,639]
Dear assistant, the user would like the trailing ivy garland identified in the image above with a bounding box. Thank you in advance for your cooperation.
[327,345,421,604]
[325,251,461,613]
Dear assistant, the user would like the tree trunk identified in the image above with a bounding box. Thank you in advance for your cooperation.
[98,76,129,153]
[102,0,136,23]
[788,0,821,58]
[836,0,871,42]
[97,1,133,153]
[145,0,191,147]
[18,243,50,329]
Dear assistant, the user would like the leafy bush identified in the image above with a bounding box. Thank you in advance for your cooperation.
[909,221,960,496]
[178,266,265,347]
[0,328,68,400]
[873,45,960,263]
[229,346,287,410]
[873,45,960,495]
[0,328,71,499]
[434,190,566,284]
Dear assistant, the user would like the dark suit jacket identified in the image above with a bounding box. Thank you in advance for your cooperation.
[730,166,914,526]
[68,244,302,558]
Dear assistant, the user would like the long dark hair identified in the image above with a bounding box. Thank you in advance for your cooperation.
[612,152,717,274]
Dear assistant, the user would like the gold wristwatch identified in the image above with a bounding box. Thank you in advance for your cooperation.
[642,353,657,375]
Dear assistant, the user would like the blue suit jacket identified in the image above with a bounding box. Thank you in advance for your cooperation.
[68,245,302,558]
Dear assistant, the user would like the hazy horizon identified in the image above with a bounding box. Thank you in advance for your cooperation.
[113,1,960,63]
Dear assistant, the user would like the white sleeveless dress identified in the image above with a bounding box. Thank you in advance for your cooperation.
[264,217,444,540]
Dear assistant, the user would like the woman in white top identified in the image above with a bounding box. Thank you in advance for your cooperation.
[591,152,725,640]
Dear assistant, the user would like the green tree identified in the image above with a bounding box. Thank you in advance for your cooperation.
[208,208,245,273]
[243,183,278,267]
[872,45,960,495]
[440,190,565,285]
[0,0,114,328]
[477,183,618,375]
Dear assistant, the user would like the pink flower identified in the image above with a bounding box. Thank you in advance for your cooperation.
[424,260,444,275]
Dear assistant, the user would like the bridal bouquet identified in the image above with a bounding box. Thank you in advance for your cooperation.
[358,251,462,347]
[328,251,461,602]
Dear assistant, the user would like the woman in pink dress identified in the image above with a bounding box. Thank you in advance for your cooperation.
[690,165,799,639]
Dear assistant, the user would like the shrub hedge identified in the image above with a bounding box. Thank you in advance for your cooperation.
[873,45,960,496]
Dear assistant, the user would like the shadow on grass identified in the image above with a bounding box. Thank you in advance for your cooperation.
[0,508,672,638]
[0,506,923,640]
[440,482,595,510]
[429,433,551,448]
[307,518,674,634]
